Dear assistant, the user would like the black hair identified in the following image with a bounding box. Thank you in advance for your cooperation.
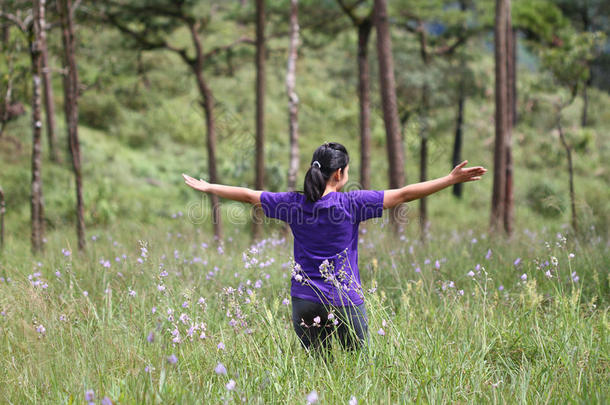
[303,142,349,202]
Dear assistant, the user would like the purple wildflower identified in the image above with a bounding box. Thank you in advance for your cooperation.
[307,390,318,404]
[215,362,227,375]
[167,354,178,364]
[226,379,236,391]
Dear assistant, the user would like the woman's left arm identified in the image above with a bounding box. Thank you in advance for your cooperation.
[182,174,262,205]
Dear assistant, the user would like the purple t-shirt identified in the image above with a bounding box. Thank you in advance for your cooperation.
[260,190,384,306]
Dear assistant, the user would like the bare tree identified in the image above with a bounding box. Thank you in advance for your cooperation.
[31,0,46,252]
[57,0,86,251]
[452,77,465,198]
[336,0,373,190]
[39,0,60,162]
[373,0,405,232]
[102,2,257,241]
[252,0,266,241]
[0,186,5,250]
[490,0,509,235]
[504,6,515,237]
[286,0,300,193]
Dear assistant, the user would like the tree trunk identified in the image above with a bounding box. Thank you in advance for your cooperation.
[557,118,577,234]
[418,83,429,241]
[374,0,405,232]
[581,8,590,128]
[1,24,9,49]
[31,0,46,253]
[39,0,60,163]
[188,22,222,241]
[510,27,517,126]
[582,71,592,127]
[252,0,265,241]
[490,0,508,235]
[504,6,514,237]
[58,0,86,251]
[357,19,372,190]
[0,186,5,250]
[452,79,465,198]
[286,0,300,193]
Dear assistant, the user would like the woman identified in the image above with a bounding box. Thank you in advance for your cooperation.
[182,142,486,355]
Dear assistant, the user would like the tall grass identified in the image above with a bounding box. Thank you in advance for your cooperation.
[0,217,608,404]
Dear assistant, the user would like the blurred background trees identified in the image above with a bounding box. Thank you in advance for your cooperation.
[0,0,608,251]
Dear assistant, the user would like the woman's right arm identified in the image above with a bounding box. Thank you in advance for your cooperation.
[383,160,487,209]
[182,174,262,205]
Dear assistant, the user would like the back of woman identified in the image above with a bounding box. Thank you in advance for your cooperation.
[183,141,487,356]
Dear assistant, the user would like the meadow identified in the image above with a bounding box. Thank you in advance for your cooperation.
[0,213,608,403]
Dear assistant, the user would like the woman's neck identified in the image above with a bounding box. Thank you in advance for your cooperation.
[322,185,339,197]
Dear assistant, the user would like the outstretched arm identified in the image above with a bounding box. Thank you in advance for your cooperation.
[182,174,262,205]
[383,160,487,209]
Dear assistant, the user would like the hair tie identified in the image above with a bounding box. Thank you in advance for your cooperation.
[312,161,321,169]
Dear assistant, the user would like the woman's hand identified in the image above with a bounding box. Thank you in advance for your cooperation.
[449,160,487,184]
[182,173,210,192]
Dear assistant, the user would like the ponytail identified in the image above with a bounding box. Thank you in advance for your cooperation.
[303,142,349,202]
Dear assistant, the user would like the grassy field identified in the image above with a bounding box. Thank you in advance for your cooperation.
[0,214,608,403]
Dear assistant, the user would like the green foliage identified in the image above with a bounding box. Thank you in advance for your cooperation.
[526,180,566,218]
[513,0,570,44]
[78,92,122,131]
[540,31,606,91]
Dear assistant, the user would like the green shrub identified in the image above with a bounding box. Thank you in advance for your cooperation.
[526,180,566,218]
[79,92,122,130]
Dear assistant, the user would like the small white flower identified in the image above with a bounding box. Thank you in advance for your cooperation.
[225,379,236,390]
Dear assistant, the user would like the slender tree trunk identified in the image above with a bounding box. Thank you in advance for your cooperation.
[39,0,60,163]
[188,22,222,240]
[418,84,429,241]
[490,0,508,235]
[252,0,265,241]
[31,0,46,253]
[286,0,300,193]
[357,19,372,190]
[452,79,465,198]
[582,72,592,127]
[510,27,517,126]
[1,24,9,49]
[0,186,5,250]
[374,0,405,232]
[557,118,577,233]
[581,9,591,128]
[58,0,86,251]
[504,6,514,236]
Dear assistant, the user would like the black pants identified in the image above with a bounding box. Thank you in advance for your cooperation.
[291,296,369,355]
